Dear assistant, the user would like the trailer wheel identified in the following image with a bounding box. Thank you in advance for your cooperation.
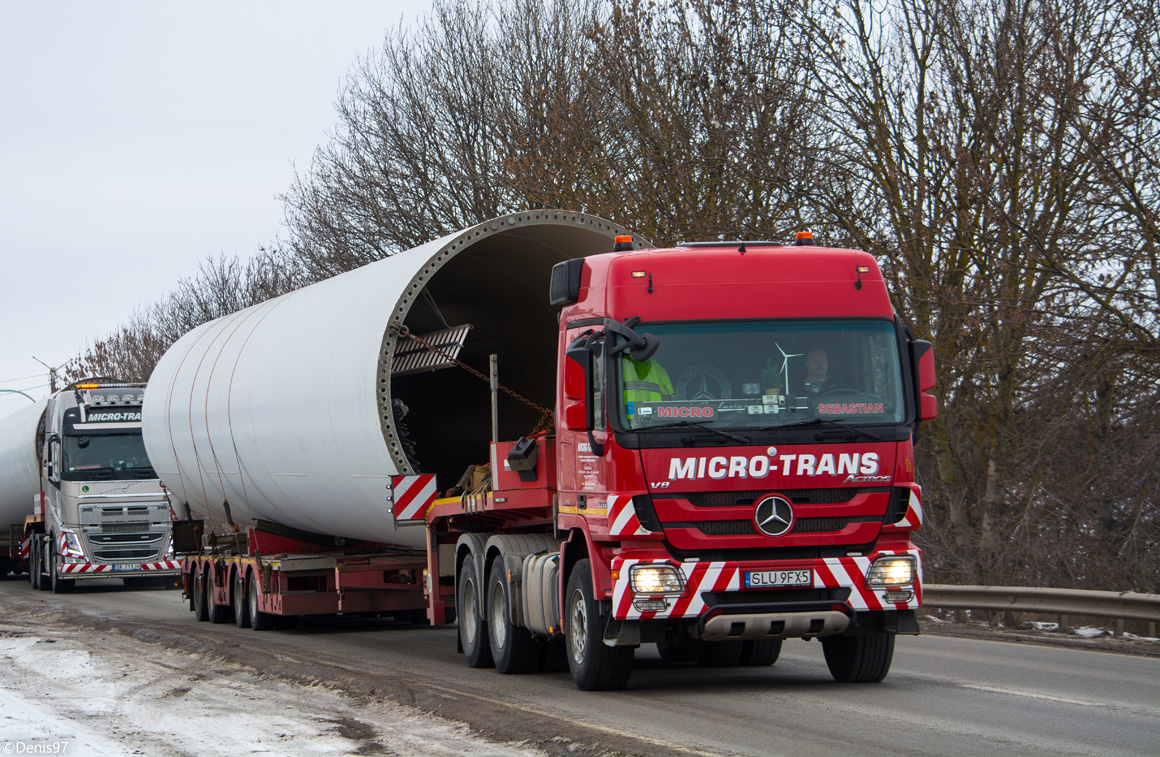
[248,572,276,631]
[29,537,43,591]
[230,570,249,630]
[565,559,633,691]
[49,539,75,594]
[456,557,493,668]
[192,567,209,622]
[203,569,232,624]
[486,555,543,674]
[739,639,782,666]
[822,633,895,683]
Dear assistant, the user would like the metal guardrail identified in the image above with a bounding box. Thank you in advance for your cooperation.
[924,584,1160,623]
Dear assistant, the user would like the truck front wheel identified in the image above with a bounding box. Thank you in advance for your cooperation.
[822,633,895,683]
[456,558,493,668]
[29,537,42,591]
[49,539,74,594]
[565,559,633,691]
[487,555,543,674]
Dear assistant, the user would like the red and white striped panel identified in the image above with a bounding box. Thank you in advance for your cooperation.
[20,536,30,559]
[816,549,923,611]
[60,561,182,574]
[607,495,652,537]
[611,548,923,621]
[897,490,924,528]
[612,558,740,621]
[390,475,438,521]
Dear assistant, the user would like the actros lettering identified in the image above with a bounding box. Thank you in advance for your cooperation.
[667,452,880,480]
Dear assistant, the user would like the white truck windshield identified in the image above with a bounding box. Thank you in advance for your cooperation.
[62,432,155,480]
[618,319,906,430]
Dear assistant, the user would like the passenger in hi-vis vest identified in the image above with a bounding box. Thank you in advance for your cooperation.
[623,355,674,427]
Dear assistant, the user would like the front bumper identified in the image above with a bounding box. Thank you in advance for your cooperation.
[610,548,922,630]
[58,559,182,578]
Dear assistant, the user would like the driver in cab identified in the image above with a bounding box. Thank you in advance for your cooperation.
[801,347,836,395]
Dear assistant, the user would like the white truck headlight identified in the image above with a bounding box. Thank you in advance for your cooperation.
[866,556,916,587]
[63,531,84,557]
[630,564,685,595]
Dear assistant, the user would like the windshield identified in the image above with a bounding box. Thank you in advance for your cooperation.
[617,320,906,430]
[62,432,155,481]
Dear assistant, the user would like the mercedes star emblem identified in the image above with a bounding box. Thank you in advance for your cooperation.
[754,495,795,537]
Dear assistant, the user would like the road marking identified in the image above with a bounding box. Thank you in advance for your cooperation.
[960,683,1105,707]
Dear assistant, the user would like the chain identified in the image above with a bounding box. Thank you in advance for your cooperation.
[391,325,555,437]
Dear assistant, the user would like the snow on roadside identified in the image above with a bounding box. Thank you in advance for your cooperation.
[0,630,542,757]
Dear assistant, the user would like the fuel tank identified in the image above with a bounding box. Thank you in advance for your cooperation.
[0,400,46,527]
[143,211,634,545]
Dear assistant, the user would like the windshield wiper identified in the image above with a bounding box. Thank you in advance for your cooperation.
[642,420,750,445]
[761,418,882,441]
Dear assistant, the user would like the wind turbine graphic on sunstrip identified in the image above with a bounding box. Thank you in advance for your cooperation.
[776,343,803,392]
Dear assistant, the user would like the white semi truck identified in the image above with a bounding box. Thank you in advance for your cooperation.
[0,380,181,590]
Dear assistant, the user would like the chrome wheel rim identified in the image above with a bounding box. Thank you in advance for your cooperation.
[490,580,507,649]
[569,589,588,665]
[462,577,478,644]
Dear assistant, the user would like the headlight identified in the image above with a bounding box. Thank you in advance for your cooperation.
[63,531,84,556]
[866,556,916,587]
[630,564,685,595]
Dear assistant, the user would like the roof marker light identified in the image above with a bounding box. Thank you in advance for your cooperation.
[613,235,634,252]
[795,231,815,246]
[631,271,648,278]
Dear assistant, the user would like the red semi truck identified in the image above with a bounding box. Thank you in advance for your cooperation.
[146,214,935,690]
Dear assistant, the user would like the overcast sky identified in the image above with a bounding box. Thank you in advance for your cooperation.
[0,1,431,418]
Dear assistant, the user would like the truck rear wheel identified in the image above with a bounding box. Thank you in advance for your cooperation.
[456,558,493,668]
[822,633,895,683]
[487,555,543,674]
[693,640,743,667]
[739,639,782,666]
[192,567,209,622]
[248,572,276,631]
[49,539,74,594]
[565,559,633,691]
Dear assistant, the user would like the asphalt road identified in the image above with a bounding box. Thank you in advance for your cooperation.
[2,578,1157,757]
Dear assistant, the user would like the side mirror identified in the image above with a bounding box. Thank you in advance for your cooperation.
[564,346,589,401]
[563,401,589,431]
[908,340,938,422]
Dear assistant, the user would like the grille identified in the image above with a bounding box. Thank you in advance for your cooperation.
[694,516,851,536]
[101,522,151,534]
[792,517,850,533]
[93,548,158,561]
[697,521,755,536]
[101,506,149,517]
[687,488,860,508]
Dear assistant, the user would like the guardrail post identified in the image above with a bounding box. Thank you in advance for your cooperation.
[1114,619,1124,637]
[1059,614,1069,632]
[1149,621,1156,638]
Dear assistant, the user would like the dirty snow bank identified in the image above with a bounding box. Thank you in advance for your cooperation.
[0,630,542,757]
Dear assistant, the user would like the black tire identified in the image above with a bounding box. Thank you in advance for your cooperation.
[249,571,276,631]
[228,570,248,627]
[192,568,209,622]
[49,538,75,594]
[656,634,694,663]
[693,640,743,667]
[739,639,783,666]
[565,559,633,691]
[822,633,895,683]
[29,537,42,591]
[456,558,493,668]
[486,555,543,674]
[204,568,232,624]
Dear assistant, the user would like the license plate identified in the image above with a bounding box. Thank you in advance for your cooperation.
[744,569,812,588]
[112,564,142,572]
